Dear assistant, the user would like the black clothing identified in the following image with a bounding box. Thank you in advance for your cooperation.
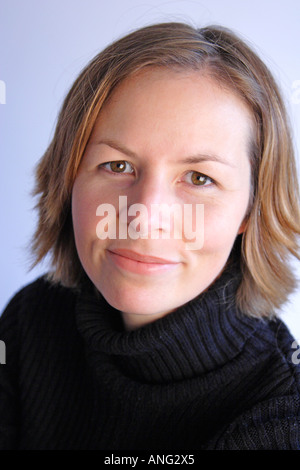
[0,266,300,450]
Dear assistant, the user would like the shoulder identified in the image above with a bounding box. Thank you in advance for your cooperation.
[0,276,78,341]
[2,275,77,311]
[2,276,77,311]
[204,316,300,450]
[208,394,300,450]
[0,276,82,385]
[207,316,300,450]
[0,278,81,449]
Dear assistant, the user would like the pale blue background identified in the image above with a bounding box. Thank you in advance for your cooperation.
[1,0,300,337]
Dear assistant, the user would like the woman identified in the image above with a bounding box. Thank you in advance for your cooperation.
[1,22,300,450]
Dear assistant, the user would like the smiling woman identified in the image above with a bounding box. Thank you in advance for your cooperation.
[72,68,251,329]
[0,22,300,450]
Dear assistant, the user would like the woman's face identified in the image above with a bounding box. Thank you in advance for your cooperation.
[72,69,252,329]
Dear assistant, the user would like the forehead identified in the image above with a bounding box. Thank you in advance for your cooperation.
[88,68,254,165]
[102,66,252,111]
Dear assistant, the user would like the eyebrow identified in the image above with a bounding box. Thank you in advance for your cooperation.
[94,139,236,168]
[177,155,235,167]
[94,139,138,159]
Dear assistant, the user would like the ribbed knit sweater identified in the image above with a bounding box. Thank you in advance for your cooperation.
[1,266,300,450]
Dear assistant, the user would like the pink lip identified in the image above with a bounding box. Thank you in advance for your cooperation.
[107,249,181,275]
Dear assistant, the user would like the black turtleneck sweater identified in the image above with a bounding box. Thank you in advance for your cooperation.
[0,267,300,450]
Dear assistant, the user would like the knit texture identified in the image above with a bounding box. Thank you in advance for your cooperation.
[0,266,300,450]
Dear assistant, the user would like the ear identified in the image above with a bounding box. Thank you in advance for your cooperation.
[238,217,248,235]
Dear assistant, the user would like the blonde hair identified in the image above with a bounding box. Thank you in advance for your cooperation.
[31,22,300,318]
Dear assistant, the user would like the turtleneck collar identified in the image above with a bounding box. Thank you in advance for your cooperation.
[75,263,260,384]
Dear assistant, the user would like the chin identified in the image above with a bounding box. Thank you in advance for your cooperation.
[101,286,176,317]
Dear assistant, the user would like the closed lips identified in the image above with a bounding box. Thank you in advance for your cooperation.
[107,249,179,264]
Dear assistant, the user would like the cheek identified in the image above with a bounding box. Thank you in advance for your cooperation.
[201,203,245,252]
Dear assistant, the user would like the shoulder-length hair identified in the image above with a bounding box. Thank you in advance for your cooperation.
[31,22,300,318]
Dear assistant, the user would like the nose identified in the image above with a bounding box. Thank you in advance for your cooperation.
[119,171,179,239]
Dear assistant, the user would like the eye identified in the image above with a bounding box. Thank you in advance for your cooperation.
[185,171,214,187]
[99,160,134,174]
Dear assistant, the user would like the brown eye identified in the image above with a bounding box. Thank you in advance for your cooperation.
[190,171,212,186]
[100,160,134,174]
[110,161,127,172]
